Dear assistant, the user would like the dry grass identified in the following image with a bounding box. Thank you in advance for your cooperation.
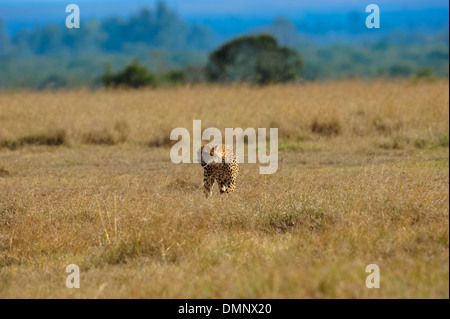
[0,80,448,298]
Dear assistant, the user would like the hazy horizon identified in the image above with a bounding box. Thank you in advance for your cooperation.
[1,0,448,88]
[1,0,448,23]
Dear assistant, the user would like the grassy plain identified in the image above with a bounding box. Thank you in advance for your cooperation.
[0,80,448,298]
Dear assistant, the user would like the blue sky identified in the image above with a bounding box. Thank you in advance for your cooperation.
[1,0,449,21]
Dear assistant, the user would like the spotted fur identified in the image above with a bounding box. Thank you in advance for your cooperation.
[198,144,239,197]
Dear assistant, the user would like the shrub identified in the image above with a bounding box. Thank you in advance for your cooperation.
[19,129,67,146]
[82,129,116,145]
[0,129,66,150]
[148,134,173,147]
[436,134,449,148]
[102,61,157,88]
[416,67,435,79]
[311,119,341,137]
[161,70,185,85]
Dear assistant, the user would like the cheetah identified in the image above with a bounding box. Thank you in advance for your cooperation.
[198,144,239,196]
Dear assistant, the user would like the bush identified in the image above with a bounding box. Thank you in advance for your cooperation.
[311,119,341,137]
[19,129,67,146]
[102,61,157,88]
[161,70,185,85]
[0,129,66,150]
[206,34,303,84]
[148,134,173,148]
[82,129,116,145]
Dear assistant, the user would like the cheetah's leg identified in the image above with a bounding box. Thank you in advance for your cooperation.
[218,171,230,195]
[225,165,238,195]
[225,177,237,195]
[203,171,215,197]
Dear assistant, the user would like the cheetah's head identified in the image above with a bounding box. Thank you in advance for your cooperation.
[198,145,222,168]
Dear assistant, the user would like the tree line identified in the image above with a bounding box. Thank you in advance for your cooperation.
[0,1,213,56]
[101,35,304,88]
[0,1,447,88]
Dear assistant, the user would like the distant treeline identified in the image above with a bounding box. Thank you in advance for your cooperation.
[101,35,304,88]
[0,1,213,56]
[0,1,448,89]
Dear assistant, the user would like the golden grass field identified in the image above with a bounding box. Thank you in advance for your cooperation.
[0,80,448,298]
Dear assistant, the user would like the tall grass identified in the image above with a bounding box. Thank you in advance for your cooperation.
[0,80,448,298]
[0,80,448,149]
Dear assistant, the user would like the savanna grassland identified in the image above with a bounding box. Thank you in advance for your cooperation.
[0,80,448,298]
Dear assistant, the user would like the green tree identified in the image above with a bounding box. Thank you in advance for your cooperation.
[101,60,157,88]
[206,34,303,84]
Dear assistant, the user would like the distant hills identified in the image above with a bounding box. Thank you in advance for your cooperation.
[0,1,448,88]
